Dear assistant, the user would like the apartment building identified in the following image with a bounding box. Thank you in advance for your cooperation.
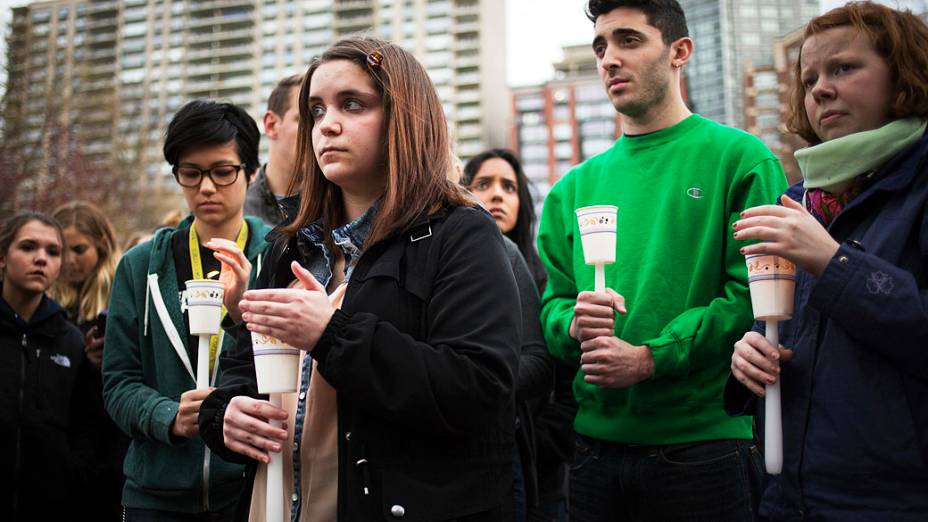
[3,0,507,192]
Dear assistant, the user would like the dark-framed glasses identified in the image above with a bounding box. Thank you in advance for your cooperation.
[173,164,245,188]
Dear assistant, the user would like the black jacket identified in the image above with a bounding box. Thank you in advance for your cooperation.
[0,292,95,521]
[201,206,521,521]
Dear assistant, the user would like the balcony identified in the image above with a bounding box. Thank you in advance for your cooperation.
[455,72,480,86]
[333,13,374,31]
[332,0,372,12]
[454,37,478,52]
[185,43,254,61]
[454,21,479,34]
[187,1,254,15]
[186,26,254,44]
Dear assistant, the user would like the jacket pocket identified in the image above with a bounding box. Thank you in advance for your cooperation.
[377,463,508,521]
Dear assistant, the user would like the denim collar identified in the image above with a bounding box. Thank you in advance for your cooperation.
[295,200,380,287]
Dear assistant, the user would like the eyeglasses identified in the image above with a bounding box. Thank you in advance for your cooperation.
[173,164,245,188]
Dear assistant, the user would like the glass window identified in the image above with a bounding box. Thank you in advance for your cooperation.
[761,19,779,33]
[553,123,572,141]
[521,112,542,126]
[516,94,544,111]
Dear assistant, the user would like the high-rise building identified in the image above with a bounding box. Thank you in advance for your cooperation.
[509,44,620,199]
[509,43,688,201]
[2,0,507,193]
[680,0,819,129]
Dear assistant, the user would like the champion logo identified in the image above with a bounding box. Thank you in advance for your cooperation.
[686,187,704,199]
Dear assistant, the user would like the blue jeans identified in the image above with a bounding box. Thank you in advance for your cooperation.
[569,436,764,522]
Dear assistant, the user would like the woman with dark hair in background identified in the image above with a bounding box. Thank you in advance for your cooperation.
[464,150,575,521]
[0,211,95,521]
[49,201,127,521]
[463,149,546,290]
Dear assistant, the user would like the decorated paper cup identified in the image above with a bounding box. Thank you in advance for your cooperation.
[575,205,618,265]
[184,279,225,336]
[251,332,300,394]
[745,254,796,321]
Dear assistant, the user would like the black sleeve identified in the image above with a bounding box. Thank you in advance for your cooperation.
[313,209,521,436]
[723,373,758,417]
[532,360,579,463]
[505,240,554,403]
[67,332,100,492]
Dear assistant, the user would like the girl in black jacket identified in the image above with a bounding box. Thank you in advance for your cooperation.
[0,211,94,521]
[462,150,574,522]
[200,37,521,521]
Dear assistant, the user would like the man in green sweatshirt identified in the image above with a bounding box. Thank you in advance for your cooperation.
[537,1,787,520]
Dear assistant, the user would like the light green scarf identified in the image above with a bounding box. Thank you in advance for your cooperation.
[795,117,927,192]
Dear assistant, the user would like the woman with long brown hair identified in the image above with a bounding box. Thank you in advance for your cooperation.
[200,37,521,521]
[727,2,928,519]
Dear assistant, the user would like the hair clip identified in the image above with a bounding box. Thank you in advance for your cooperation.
[367,50,384,69]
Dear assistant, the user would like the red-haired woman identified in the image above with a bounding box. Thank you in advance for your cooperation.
[728,3,928,519]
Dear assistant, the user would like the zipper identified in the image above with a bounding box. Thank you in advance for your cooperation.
[12,334,27,518]
[202,447,211,511]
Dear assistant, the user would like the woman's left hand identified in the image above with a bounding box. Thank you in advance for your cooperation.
[733,194,840,277]
[207,238,252,323]
[240,261,335,351]
[84,326,104,371]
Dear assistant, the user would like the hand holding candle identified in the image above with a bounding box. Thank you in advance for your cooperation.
[744,254,796,475]
[183,279,225,390]
[250,331,300,522]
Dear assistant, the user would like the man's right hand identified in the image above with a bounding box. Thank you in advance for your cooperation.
[223,396,289,464]
[569,289,627,342]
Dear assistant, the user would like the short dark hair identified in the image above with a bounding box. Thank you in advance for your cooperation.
[267,74,303,116]
[586,0,689,45]
[462,148,547,292]
[163,100,261,177]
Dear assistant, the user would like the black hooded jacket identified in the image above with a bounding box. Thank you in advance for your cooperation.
[0,292,96,521]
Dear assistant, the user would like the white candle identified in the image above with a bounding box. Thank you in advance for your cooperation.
[266,392,284,522]
[196,336,210,390]
[764,320,783,475]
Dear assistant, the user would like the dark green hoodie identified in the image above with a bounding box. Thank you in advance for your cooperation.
[102,215,270,513]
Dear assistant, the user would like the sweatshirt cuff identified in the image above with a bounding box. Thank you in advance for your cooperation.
[312,308,352,365]
[723,374,757,416]
[808,243,860,317]
[642,332,688,379]
[152,399,181,445]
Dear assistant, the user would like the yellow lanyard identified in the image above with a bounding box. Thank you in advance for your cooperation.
[188,220,249,377]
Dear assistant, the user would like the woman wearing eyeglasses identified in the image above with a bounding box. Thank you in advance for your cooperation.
[102,100,272,521]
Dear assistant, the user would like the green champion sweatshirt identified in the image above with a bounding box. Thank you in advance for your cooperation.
[538,114,787,444]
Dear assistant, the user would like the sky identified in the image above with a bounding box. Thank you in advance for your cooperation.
[1,0,927,91]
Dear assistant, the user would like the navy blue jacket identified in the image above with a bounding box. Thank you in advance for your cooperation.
[726,133,928,521]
